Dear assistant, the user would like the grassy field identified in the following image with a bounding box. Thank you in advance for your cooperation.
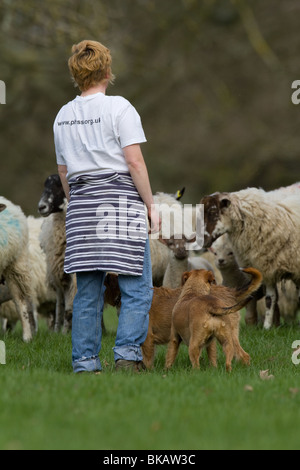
[0,307,300,450]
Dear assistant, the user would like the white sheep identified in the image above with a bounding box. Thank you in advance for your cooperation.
[211,233,299,325]
[160,235,196,288]
[0,216,56,332]
[38,175,76,333]
[210,234,264,325]
[158,235,217,289]
[187,252,222,283]
[0,284,11,304]
[150,239,170,286]
[201,186,300,329]
[210,234,254,290]
[0,197,36,341]
[150,191,195,286]
[277,280,299,324]
[26,216,56,316]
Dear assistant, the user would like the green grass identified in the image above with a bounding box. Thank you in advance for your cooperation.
[0,307,300,450]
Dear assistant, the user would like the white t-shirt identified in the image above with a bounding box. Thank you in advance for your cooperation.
[53,92,147,180]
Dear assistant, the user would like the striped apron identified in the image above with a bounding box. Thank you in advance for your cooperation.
[64,171,147,276]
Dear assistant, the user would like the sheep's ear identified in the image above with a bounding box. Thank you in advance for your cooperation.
[184,233,196,243]
[219,197,231,210]
[0,204,7,213]
[176,187,185,200]
[158,236,169,246]
[158,236,175,248]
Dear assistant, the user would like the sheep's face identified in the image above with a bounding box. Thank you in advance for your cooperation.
[167,237,189,260]
[200,193,232,248]
[38,175,66,217]
[210,246,235,269]
[210,234,236,269]
[159,234,196,259]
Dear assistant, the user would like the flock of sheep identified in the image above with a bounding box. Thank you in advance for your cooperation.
[0,176,299,346]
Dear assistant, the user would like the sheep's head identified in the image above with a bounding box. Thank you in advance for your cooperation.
[159,234,196,259]
[200,192,231,248]
[210,234,236,270]
[38,174,66,217]
[0,204,6,213]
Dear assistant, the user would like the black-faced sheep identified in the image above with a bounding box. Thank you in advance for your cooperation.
[38,175,76,333]
[0,198,36,341]
[201,186,300,329]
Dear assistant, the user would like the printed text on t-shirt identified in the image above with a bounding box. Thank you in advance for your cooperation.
[57,117,101,126]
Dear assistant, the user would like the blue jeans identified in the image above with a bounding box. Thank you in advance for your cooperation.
[71,238,153,373]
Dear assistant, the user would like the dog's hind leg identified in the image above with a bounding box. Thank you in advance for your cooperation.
[221,340,234,372]
[206,339,217,368]
[165,326,181,369]
[230,314,251,365]
[188,340,202,369]
[233,342,250,365]
[214,321,235,372]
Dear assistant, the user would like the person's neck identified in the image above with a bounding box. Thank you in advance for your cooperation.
[81,82,108,97]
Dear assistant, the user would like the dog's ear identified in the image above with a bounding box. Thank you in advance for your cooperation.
[206,270,216,285]
[0,204,6,213]
[181,271,191,285]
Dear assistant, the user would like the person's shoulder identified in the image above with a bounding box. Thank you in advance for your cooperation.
[105,94,132,110]
[106,94,129,103]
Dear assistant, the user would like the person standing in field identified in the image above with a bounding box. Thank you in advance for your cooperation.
[53,39,160,373]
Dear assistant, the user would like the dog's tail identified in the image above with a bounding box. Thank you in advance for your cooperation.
[235,267,263,302]
[208,296,251,316]
[208,268,263,316]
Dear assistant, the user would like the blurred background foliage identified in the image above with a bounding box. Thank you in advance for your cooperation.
[0,0,300,215]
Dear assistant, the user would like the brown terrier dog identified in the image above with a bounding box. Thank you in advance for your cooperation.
[165,267,262,372]
[104,273,216,369]
[142,285,219,369]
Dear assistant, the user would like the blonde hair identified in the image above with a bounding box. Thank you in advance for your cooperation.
[68,40,115,91]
